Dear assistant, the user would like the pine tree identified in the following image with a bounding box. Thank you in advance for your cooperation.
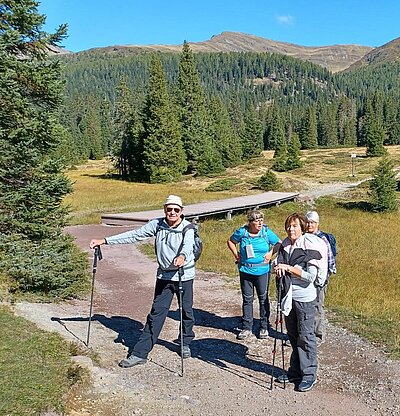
[0,1,87,296]
[369,158,398,212]
[142,55,187,183]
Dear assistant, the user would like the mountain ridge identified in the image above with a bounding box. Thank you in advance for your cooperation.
[77,31,373,73]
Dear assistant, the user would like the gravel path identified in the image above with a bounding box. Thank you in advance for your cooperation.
[13,222,400,416]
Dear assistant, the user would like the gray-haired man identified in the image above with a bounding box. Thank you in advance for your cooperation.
[90,195,196,367]
[306,211,336,343]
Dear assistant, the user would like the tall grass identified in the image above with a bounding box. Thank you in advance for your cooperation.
[65,161,248,224]
[198,199,400,358]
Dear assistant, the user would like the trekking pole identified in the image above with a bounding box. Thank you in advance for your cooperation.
[86,246,102,347]
[270,276,286,389]
[278,277,286,388]
[178,267,184,377]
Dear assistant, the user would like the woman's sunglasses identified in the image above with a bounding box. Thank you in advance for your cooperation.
[166,207,181,213]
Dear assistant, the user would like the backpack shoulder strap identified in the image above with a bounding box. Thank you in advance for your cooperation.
[182,222,195,234]
[262,224,270,244]
[155,217,165,234]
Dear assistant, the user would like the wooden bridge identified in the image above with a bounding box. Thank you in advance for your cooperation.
[101,191,298,226]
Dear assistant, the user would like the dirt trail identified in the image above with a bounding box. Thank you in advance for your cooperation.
[13,223,400,416]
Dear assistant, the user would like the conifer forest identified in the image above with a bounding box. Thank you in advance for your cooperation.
[57,43,400,182]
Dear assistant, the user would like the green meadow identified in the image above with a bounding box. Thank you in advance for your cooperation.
[66,147,400,359]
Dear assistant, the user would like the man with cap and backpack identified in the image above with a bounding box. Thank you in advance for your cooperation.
[89,195,198,367]
[305,211,337,344]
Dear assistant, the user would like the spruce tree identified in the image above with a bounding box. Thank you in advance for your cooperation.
[270,107,287,159]
[286,132,303,170]
[209,96,242,167]
[270,107,288,171]
[337,97,357,146]
[300,105,318,149]
[177,42,222,174]
[240,105,263,160]
[0,1,87,296]
[258,170,280,191]
[142,55,187,183]
[369,158,398,212]
[317,103,338,147]
[363,97,387,157]
[112,80,145,180]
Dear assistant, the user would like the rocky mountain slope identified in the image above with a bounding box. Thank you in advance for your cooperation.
[347,36,400,70]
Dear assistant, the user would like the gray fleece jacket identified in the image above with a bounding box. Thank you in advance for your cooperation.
[105,217,195,281]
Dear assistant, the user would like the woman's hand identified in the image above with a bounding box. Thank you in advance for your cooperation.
[234,252,241,264]
[274,263,290,277]
[264,250,273,263]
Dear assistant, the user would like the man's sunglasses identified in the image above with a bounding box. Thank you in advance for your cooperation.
[166,207,181,213]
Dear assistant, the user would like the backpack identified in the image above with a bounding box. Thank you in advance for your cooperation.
[319,231,337,258]
[156,219,203,262]
[304,233,328,287]
[183,223,203,262]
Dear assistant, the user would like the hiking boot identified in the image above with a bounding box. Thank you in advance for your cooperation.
[237,329,252,340]
[118,354,147,368]
[276,374,301,384]
[297,379,317,392]
[259,328,269,339]
[179,345,191,359]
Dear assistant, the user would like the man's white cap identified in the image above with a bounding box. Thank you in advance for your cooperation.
[164,195,183,208]
[306,210,319,223]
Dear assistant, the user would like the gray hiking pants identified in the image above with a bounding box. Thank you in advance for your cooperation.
[284,299,318,382]
[315,284,327,340]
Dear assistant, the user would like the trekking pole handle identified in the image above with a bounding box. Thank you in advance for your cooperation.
[93,246,103,270]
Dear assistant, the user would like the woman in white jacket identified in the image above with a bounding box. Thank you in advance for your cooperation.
[274,213,327,392]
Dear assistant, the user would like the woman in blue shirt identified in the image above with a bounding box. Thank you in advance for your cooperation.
[227,210,281,340]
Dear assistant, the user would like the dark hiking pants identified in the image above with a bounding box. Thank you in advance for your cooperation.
[239,271,270,331]
[132,278,195,359]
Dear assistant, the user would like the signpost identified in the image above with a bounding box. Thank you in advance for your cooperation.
[351,153,357,177]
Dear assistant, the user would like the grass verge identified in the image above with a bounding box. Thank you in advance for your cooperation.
[0,306,85,415]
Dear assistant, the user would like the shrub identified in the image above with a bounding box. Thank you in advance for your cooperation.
[271,156,288,172]
[257,170,280,191]
[0,234,89,298]
[369,157,398,212]
[205,178,242,192]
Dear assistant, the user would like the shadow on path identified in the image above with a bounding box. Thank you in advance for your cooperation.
[51,314,143,351]
[52,311,287,386]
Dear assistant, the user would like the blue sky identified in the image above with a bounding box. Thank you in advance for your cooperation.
[38,0,400,53]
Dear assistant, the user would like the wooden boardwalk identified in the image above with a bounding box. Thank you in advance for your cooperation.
[101,191,298,225]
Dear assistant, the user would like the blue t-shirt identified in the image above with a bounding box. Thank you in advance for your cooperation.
[230,225,280,275]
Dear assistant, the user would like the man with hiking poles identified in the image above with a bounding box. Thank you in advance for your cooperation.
[89,195,196,368]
